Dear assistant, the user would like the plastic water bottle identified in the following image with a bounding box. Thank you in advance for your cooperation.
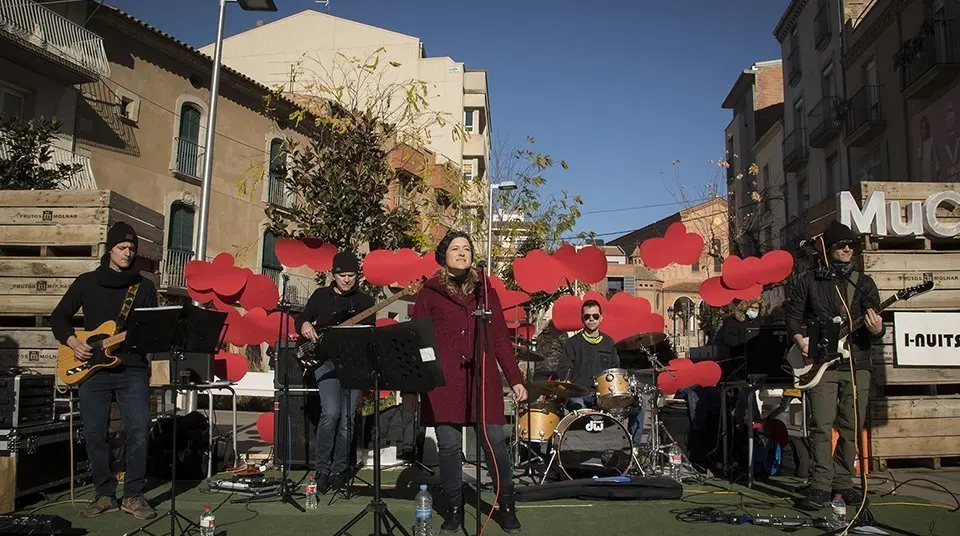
[831,494,846,529]
[413,484,433,536]
[199,506,215,536]
[668,444,683,482]
[305,475,318,511]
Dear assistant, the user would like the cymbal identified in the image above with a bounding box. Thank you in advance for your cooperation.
[515,348,545,363]
[615,332,667,351]
[525,380,588,399]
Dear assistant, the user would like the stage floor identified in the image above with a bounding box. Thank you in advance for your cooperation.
[11,468,957,535]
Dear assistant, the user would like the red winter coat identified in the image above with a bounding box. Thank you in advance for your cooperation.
[411,271,524,425]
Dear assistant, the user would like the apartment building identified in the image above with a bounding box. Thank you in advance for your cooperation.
[0,0,108,190]
[198,10,491,215]
[722,60,785,255]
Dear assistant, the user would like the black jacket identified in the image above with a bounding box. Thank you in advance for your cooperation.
[295,284,376,334]
[51,266,158,367]
[557,331,619,393]
[784,268,885,370]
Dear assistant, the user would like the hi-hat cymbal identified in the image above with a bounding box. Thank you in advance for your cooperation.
[524,380,588,399]
[515,348,545,363]
[615,332,667,351]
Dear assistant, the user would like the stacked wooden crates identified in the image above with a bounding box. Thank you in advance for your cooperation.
[847,182,960,470]
[0,190,164,380]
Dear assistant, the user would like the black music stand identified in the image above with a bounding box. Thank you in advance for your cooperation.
[320,318,443,536]
[124,304,226,536]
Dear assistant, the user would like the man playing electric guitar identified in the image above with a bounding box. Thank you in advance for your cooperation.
[785,220,884,511]
[50,222,158,520]
[296,251,375,494]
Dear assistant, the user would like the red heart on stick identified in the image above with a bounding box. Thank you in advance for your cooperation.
[639,223,704,269]
[657,359,722,394]
[512,245,609,294]
[720,250,794,290]
[552,291,664,343]
[699,277,762,307]
[363,249,437,287]
[212,351,248,383]
[275,238,338,272]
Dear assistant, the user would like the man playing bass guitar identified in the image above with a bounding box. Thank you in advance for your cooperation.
[296,251,375,494]
[785,220,884,511]
[50,222,158,520]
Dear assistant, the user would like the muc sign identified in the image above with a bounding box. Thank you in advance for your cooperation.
[838,190,960,238]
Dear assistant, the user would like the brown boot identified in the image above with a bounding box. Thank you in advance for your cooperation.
[80,496,119,518]
[121,495,156,520]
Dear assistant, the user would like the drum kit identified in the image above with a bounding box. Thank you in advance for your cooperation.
[511,332,696,484]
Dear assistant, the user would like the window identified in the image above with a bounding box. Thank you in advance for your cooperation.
[712,238,723,273]
[0,86,25,118]
[463,109,475,133]
[825,153,840,197]
[175,103,202,177]
[607,277,624,298]
[822,63,834,97]
[793,97,805,131]
[267,138,290,207]
[462,160,475,180]
[262,231,283,284]
[691,260,700,272]
[168,203,194,252]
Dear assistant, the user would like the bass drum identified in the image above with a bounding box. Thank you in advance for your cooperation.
[554,409,633,480]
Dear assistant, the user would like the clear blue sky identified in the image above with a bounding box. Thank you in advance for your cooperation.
[104,0,786,241]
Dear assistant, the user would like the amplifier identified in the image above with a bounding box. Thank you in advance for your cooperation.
[0,422,89,513]
[0,374,55,429]
[273,342,317,389]
[0,514,82,535]
[149,352,213,384]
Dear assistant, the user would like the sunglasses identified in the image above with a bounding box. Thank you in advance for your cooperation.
[831,240,856,250]
[582,313,601,321]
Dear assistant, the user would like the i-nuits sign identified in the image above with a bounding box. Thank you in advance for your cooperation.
[838,190,960,238]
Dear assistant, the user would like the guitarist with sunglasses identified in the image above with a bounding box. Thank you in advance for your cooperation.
[785,220,884,511]
[296,251,375,494]
[50,222,158,521]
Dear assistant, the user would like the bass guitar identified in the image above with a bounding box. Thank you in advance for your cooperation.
[785,280,934,390]
[57,320,126,385]
[295,278,425,369]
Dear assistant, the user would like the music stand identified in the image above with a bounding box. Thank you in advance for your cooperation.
[125,304,226,536]
[320,318,443,536]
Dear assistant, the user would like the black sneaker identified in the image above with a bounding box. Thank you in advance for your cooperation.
[314,472,330,495]
[80,496,119,518]
[836,488,867,507]
[797,488,832,511]
[121,495,156,520]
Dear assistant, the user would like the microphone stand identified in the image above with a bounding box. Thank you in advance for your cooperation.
[470,269,491,536]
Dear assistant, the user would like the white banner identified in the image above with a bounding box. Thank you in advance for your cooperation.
[894,312,960,366]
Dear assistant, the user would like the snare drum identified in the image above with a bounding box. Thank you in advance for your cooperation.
[594,368,634,410]
[517,401,561,442]
[553,409,633,480]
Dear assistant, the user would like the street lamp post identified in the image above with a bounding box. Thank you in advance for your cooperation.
[667,306,677,354]
[194,0,278,262]
[486,181,517,275]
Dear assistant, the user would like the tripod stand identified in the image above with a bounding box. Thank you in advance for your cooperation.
[641,349,696,479]
[322,318,443,536]
[234,273,304,511]
[125,303,227,536]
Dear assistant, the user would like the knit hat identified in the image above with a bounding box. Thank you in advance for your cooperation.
[821,220,858,249]
[332,251,360,274]
[435,230,474,265]
[106,221,138,252]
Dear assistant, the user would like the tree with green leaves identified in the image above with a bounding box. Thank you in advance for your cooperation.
[0,115,83,190]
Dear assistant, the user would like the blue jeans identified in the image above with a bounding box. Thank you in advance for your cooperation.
[313,361,358,476]
[78,366,150,499]
[435,424,513,496]
[566,394,644,446]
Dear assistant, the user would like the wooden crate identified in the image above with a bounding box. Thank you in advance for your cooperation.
[870,396,960,470]
[0,190,163,319]
[0,327,59,377]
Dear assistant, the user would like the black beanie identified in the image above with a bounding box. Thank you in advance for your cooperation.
[332,251,360,273]
[106,221,138,252]
[821,220,858,248]
[435,230,474,265]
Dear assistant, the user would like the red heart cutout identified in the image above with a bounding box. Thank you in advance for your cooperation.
[552,292,664,343]
[657,359,721,394]
[551,244,608,284]
[213,351,248,383]
[238,273,280,311]
[513,245,608,294]
[363,249,435,287]
[275,238,338,272]
[720,250,795,290]
[256,411,275,445]
[639,223,705,269]
[699,277,762,307]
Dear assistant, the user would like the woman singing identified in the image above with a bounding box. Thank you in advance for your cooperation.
[411,231,526,534]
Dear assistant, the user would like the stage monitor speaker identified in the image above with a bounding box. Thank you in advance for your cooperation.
[149,352,213,384]
[275,390,319,469]
[273,342,317,390]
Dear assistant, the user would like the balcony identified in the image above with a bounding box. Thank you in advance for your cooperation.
[464,70,487,94]
[173,137,203,179]
[260,268,314,308]
[0,0,110,83]
[0,139,97,190]
[843,85,886,147]
[897,19,960,100]
[463,132,487,161]
[814,3,832,50]
[782,127,809,172]
[266,174,294,209]
[160,248,193,289]
[807,96,842,147]
[782,217,806,254]
[787,46,801,86]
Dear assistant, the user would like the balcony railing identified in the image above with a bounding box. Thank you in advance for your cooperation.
[160,248,193,289]
[266,175,294,208]
[782,217,806,253]
[897,19,960,98]
[807,96,842,147]
[0,0,110,80]
[782,127,809,172]
[843,85,885,146]
[0,139,97,190]
[259,268,314,308]
[814,2,832,49]
[174,137,203,179]
[788,46,801,86]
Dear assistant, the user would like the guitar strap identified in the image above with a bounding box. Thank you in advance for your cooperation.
[116,282,141,330]
[846,271,860,309]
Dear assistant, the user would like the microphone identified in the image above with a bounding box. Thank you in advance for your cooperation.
[281,273,290,281]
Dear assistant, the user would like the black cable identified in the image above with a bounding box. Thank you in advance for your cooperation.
[881,478,960,512]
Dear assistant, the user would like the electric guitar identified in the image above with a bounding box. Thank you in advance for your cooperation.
[295,279,425,369]
[785,280,935,390]
[57,320,126,385]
